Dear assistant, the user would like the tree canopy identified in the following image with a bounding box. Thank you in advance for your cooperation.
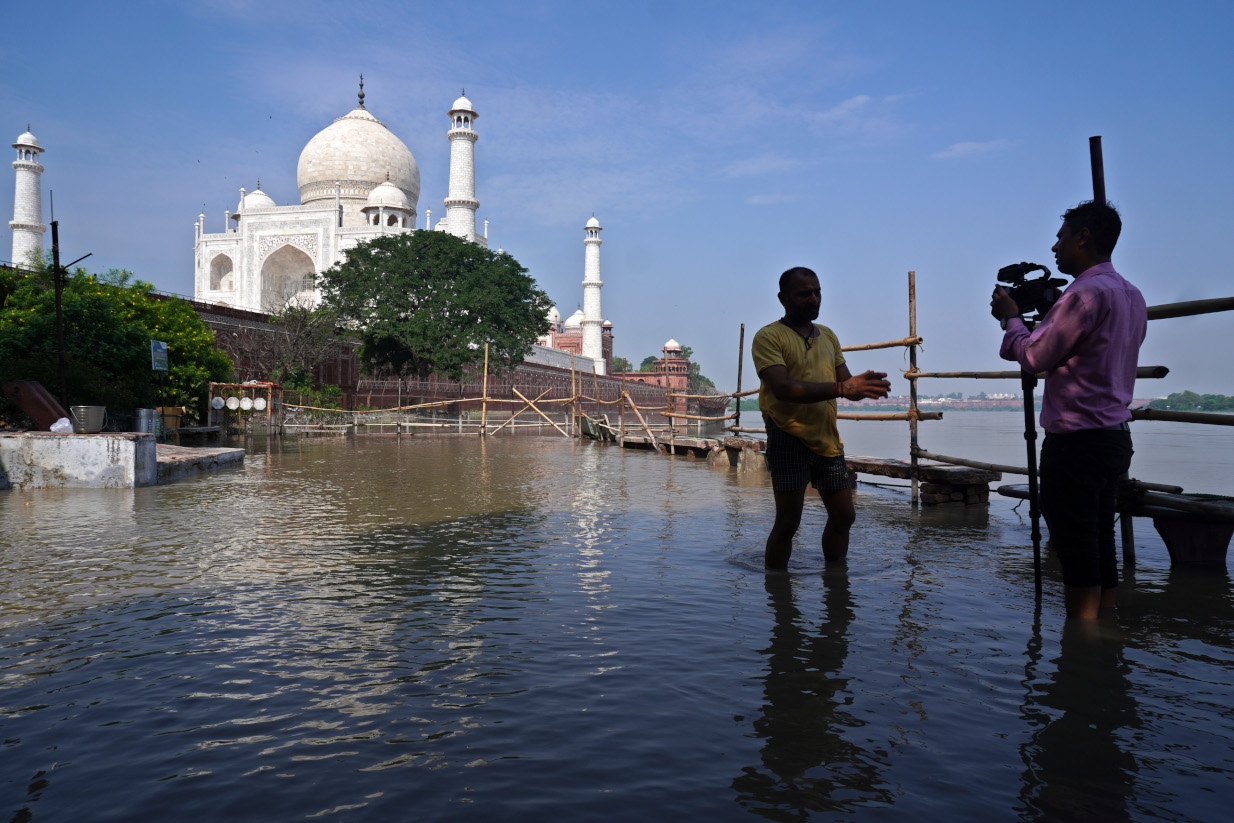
[0,263,233,417]
[1147,391,1234,411]
[317,231,553,380]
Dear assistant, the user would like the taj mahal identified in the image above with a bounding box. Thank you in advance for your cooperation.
[4,82,717,380]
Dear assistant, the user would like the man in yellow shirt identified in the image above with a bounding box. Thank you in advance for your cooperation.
[752,267,891,569]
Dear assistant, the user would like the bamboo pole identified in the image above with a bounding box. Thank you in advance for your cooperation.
[908,365,1170,380]
[1131,407,1234,427]
[663,411,739,421]
[1147,295,1234,321]
[841,411,943,421]
[487,388,552,435]
[912,447,1027,475]
[1135,491,1234,521]
[569,352,577,439]
[732,387,759,398]
[667,391,675,455]
[842,335,924,352]
[619,375,626,445]
[908,271,920,506]
[735,320,745,431]
[480,343,489,436]
[512,388,572,438]
[623,390,662,453]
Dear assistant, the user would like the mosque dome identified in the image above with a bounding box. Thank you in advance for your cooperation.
[13,128,40,149]
[450,93,475,113]
[296,105,420,208]
[364,178,411,210]
[664,338,681,351]
[602,320,612,328]
[564,309,584,329]
[585,215,601,228]
[546,306,562,325]
[238,186,276,211]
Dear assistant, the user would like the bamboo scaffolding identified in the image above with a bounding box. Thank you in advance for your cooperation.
[512,387,571,438]
[735,323,745,432]
[1131,408,1234,427]
[912,447,1028,476]
[907,365,1169,380]
[841,411,942,421]
[623,390,662,453]
[842,335,923,352]
[487,388,552,435]
[1147,295,1234,321]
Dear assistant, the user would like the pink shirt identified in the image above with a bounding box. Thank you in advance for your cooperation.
[1000,262,1147,433]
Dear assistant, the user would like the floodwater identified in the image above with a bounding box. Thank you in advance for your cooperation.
[1,424,1232,822]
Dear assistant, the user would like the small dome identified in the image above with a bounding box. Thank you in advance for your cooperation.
[546,306,562,325]
[602,320,612,328]
[564,309,584,329]
[238,187,276,212]
[13,129,40,149]
[664,338,681,351]
[585,215,601,228]
[450,93,475,113]
[364,179,411,210]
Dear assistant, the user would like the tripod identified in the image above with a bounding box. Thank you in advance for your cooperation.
[1021,370,1044,596]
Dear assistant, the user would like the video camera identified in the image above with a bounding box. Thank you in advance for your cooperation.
[996,262,1066,326]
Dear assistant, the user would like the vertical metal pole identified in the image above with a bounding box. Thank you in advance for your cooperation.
[1089,136,1106,203]
[908,271,920,506]
[1023,372,1044,596]
[51,221,68,410]
[735,323,745,432]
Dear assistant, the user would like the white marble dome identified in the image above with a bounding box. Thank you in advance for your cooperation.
[13,129,40,149]
[564,309,584,329]
[664,338,681,351]
[365,179,411,210]
[450,94,475,113]
[585,215,601,228]
[296,105,420,208]
[546,306,562,325]
[237,187,276,211]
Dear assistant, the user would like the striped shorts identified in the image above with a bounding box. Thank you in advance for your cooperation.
[764,416,855,493]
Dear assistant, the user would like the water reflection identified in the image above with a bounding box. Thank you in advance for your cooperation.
[733,571,891,817]
[1017,619,1139,821]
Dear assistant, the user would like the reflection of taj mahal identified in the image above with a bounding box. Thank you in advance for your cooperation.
[192,80,486,313]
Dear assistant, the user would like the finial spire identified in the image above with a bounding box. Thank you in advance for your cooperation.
[461,87,465,96]
[358,74,366,109]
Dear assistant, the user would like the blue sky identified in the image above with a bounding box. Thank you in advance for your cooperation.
[3,1,1232,398]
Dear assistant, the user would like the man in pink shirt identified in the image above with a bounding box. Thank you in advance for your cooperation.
[991,201,1147,620]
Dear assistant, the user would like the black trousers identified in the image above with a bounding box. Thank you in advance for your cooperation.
[1040,428,1134,589]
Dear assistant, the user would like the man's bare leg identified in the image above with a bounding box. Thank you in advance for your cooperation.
[819,487,856,563]
[765,487,807,570]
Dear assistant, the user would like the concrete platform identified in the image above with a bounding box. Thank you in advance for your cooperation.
[0,432,243,489]
[156,443,245,485]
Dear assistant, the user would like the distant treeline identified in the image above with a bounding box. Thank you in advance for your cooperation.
[1146,391,1234,412]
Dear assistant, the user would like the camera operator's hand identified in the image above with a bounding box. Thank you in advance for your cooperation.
[990,286,1020,321]
[840,370,891,401]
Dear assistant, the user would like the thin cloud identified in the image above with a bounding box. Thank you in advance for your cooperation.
[931,139,1017,159]
[746,193,799,206]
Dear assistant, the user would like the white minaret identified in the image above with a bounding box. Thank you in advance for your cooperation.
[581,214,605,374]
[444,90,480,243]
[10,125,46,267]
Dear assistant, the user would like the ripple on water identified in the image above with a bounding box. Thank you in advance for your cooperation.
[1,437,1232,822]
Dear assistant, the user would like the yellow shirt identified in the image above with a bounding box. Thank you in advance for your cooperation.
[751,321,846,457]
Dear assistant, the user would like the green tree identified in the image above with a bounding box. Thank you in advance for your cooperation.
[639,356,657,372]
[0,264,233,417]
[679,344,717,393]
[611,356,631,373]
[317,232,552,380]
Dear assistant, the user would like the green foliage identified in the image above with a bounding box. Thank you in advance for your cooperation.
[1147,391,1234,411]
[611,356,631,373]
[639,356,657,372]
[0,264,233,416]
[317,231,553,380]
[266,301,342,387]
